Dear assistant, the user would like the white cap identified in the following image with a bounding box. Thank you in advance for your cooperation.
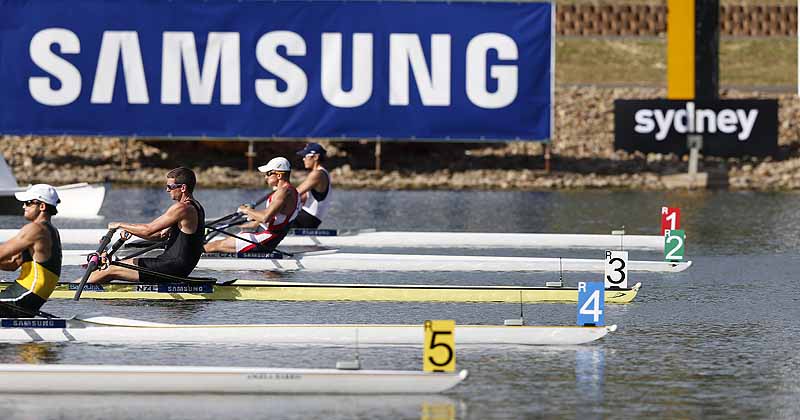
[258,157,291,173]
[14,184,60,206]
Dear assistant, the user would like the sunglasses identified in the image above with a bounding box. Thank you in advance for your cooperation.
[23,200,41,207]
[165,183,184,191]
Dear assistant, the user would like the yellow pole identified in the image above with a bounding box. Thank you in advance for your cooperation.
[667,0,695,99]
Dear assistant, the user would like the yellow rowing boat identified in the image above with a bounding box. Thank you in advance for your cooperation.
[0,281,641,304]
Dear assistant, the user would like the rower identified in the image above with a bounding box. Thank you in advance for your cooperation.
[81,167,205,284]
[204,157,301,254]
[292,142,333,229]
[0,184,61,317]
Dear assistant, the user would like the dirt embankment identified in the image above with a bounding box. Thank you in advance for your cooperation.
[3,85,799,191]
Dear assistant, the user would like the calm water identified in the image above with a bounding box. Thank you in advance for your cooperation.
[0,188,798,419]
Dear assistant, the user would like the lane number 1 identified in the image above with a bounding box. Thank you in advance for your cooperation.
[661,207,680,235]
[423,320,455,372]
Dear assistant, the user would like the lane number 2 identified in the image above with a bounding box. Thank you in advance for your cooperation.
[664,229,686,261]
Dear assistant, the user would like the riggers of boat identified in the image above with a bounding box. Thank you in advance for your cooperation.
[0,316,617,346]
[61,250,691,273]
[0,364,468,394]
[0,280,643,304]
[0,228,665,250]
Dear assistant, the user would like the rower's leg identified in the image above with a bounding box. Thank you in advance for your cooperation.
[85,259,140,284]
[204,237,236,253]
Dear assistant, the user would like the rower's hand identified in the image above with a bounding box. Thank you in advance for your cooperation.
[108,222,121,230]
[238,204,251,215]
[120,230,132,240]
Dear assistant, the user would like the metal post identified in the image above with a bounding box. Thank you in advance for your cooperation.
[687,134,702,176]
[375,140,382,172]
[544,143,551,173]
[245,140,256,172]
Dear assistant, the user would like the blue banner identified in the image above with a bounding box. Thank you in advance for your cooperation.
[0,0,553,141]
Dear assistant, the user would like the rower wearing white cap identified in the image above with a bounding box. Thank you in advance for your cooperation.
[0,184,62,317]
[204,157,301,254]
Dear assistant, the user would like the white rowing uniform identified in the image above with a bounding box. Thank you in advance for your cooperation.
[235,185,302,253]
[302,168,333,220]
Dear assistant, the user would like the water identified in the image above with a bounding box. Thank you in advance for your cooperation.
[0,188,798,419]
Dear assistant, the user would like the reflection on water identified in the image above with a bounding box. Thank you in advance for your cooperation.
[575,348,604,418]
[1,188,800,417]
[0,394,465,420]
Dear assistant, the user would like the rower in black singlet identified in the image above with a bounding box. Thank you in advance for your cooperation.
[136,199,205,283]
[0,222,61,317]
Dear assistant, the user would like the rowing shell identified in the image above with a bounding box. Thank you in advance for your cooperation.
[0,364,468,394]
[0,317,617,346]
[61,250,691,273]
[0,281,641,303]
[0,228,664,249]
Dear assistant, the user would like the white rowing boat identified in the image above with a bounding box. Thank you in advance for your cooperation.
[60,250,691,273]
[0,228,664,249]
[0,364,468,394]
[65,250,690,273]
[0,317,617,346]
[0,156,106,218]
[280,229,664,250]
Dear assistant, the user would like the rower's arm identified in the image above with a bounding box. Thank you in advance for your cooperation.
[241,189,286,224]
[111,204,188,240]
[0,225,37,271]
[296,170,323,196]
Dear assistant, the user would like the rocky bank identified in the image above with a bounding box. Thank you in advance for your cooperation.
[2,85,799,191]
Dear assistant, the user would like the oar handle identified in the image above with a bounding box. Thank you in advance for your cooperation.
[73,228,117,301]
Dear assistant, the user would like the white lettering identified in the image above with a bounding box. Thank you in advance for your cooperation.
[91,31,149,104]
[673,109,688,133]
[634,109,655,134]
[389,34,450,106]
[29,28,81,106]
[696,109,717,133]
[716,109,738,134]
[653,109,675,141]
[737,109,758,141]
[255,31,307,108]
[161,32,240,105]
[321,33,373,108]
[466,33,518,109]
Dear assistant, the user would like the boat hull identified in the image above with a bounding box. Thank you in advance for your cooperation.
[0,228,664,249]
[0,364,468,394]
[60,250,691,273]
[0,183,105,218]
[0,317,616,346]
[0,281,641,304]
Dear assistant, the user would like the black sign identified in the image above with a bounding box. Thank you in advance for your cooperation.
[614,99,778,157]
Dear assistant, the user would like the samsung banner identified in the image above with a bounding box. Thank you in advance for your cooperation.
[0,0,553,141]
[615,99,778,157]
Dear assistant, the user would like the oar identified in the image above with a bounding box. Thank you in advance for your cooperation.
[73,228,117,301]
[205,193,270,228]
[116,239,168,261]
[204,193,271,242]
[203,224,271,251]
